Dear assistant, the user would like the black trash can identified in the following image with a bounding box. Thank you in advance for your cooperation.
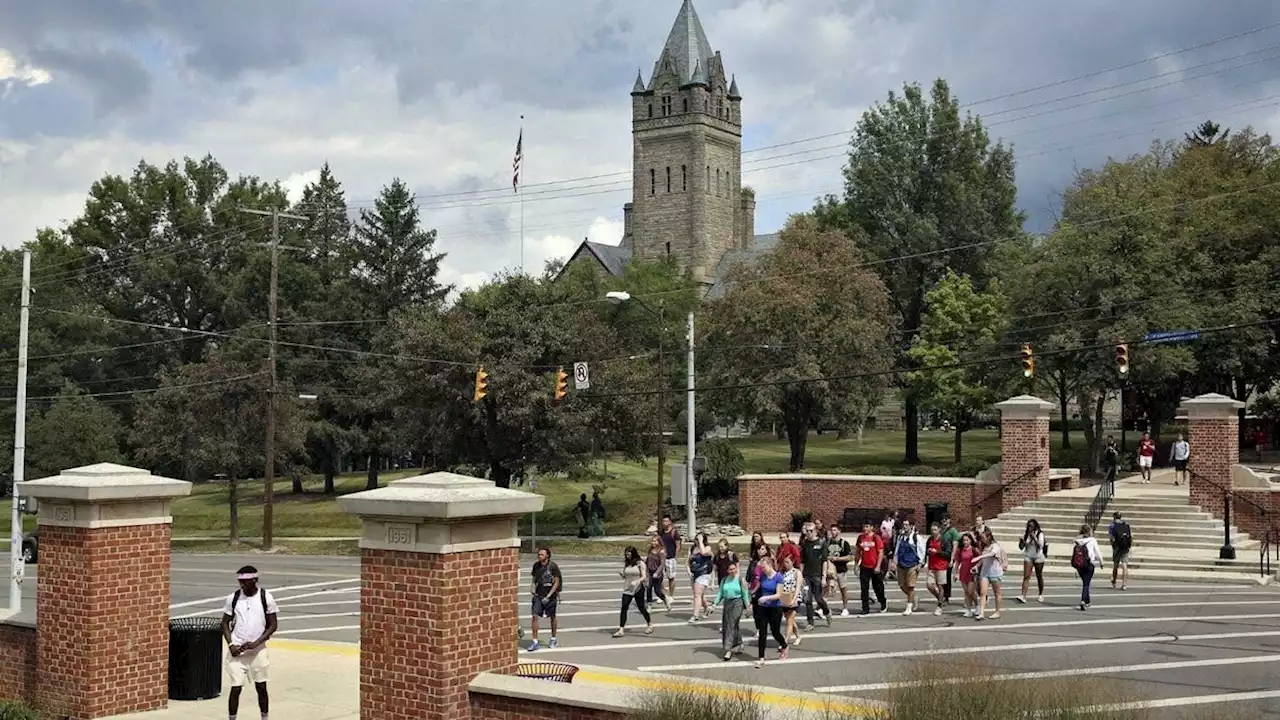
[924,502,949,530]
[169,617,223,701]
[516,662,579,684]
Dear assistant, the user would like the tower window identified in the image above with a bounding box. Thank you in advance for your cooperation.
[682,97,688,113]
[706,165,710,193]
[716,169,721,196]
[661,95,672,116]
[682,165,687,191]
[666,166,671,193]
[650,168,655,196]
[665,242,671,257]
[647,104,653,118]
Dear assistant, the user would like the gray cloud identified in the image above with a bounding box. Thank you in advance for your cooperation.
[25,45,150,115]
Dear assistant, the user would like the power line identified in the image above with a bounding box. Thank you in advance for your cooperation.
[0,371,265,404]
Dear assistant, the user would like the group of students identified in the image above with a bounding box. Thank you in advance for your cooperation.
[525,509,1136,665]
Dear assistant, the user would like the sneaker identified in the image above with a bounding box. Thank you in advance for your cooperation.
[663,598,672,612]
[1015,596,1027,604]
[1084,603,1091,609]
[1110,580,1116,588]
[1037,596,1045,603]
[963,609,974,618]
[1120,586,1127,592]
[902,606,913,616]
[879,605,890,614]
[612,629,625,638]
[755,659,765,669]
[688,616,699,625]
[974,614,985,622]
[825,613,833,627]
[793,634,803,647]
[645,626,654,635]
[840,608,850,618]
[779,648,789,661]
[989,612,1002,619]
[526,640,540,652]
[723,651,732,662]
[548,638,558,649]
[858,611,872,617]
[1078,603,1086,611]
[933,607,942,616]
[731,644,743,654]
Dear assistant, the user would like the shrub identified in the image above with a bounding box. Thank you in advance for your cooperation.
[0,701,41,720]
[698,498,739,525]
[790,509,813,532]
[904,465,943,477]
[630,684,764,720]
[701,438,745,499]
[952,458,993,478]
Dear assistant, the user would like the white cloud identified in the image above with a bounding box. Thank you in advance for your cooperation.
[0,48,51,88]
[281,169,321,204]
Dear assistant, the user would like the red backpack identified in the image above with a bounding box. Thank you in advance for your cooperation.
[1071,542,1088,570]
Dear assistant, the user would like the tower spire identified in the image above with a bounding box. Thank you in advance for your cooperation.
[650,0,715,85]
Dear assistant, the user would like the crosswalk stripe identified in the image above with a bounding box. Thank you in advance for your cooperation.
[1084,689,1280,712]
[637,628,1280,672]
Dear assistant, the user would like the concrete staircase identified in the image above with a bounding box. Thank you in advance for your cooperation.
[987,478,1272,583]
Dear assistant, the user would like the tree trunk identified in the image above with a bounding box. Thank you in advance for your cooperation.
[490,462,513,489]
[228,475,239,545]
[954,427,963,463]
[904,395,920,464]
[291,472,304,494]
[1059,393,1071,450]
[322,448,336,494]
[365,452,380,490]
[784,415,808,472]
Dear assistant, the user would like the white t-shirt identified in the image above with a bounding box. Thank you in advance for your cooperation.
[223,589,279,651]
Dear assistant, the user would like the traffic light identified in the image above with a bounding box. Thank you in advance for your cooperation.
[553,366,568,402]
[473,366,488,403]
[1020,343,1035,378]
[1116,343,1129,375]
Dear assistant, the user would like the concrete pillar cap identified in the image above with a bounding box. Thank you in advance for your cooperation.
[1178,392,1246,419]
[17,462,191,502]
[995,395,1055,420]
[337,471,544,521]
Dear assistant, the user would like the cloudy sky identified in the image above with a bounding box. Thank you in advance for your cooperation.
[2,0,1280,290]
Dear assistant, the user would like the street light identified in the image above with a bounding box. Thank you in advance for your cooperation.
[606,291,667,524]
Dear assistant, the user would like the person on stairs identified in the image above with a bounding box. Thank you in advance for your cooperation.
[1138,432,1156,483]
[1108,511,1133,591]
[1170,433,1191,486]
[1071,525,1105,610]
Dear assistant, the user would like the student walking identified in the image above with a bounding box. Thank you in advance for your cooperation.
[1103,437,1120,487]
[221,566,278,720]
[713,538,739,593]
[1072,525,1105,610]
[658,514,682,601]
[799,523,831,628]
[827,525,854,616]
[645,535,670,611]
[952,532,979,617]
[527,547,562,652]
[753,557,789,668]
[854,521,887,616]
[748,542,772,631]
[890,519,926,615]
[940,516,962,604]
[924,523,950,615]
[1138,432,1156,483]
[613,546,654,637]
[1017,519,1047,604]
[1108,511,1133,591]
[1170,433,1190,486]
[971,528,1006,621]
[688,533,714,622]
[712,561,747,660]
[778,554,802,645]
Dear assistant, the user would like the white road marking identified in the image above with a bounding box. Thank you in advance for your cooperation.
[168,578,359,611]
[1085,689,1280,712]
[276,625,360,636]
[814,653,1280,693]
[282,612,359,621]
[637,629,1280,672]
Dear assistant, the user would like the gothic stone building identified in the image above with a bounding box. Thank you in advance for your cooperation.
[561,0,778,293]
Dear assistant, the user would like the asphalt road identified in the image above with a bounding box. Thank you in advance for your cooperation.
[10,553,1280,716]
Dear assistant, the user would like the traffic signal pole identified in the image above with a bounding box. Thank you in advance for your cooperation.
[685,311,697,539]
[9,250,30,612]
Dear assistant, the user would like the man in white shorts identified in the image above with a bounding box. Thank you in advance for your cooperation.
[221,565,278,720]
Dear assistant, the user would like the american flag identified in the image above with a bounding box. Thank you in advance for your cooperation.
[512,129,523,193]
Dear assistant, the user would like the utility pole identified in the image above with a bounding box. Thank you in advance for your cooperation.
[685,311,697,539]
[9,251,30,612]
[238,207,306,551]
[656,304,666,524]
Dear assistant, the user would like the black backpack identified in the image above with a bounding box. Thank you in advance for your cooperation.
[230,588,269,630]
[1113,522,1132,551]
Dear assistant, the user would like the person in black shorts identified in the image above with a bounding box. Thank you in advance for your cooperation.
[527,547,561,651]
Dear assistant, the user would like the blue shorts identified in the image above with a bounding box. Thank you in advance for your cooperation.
[532,596,557,618]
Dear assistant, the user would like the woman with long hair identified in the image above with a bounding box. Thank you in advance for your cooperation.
[613,546,654,637]
[1072,524,1104,611]
[748,542,772,632]
[645,535,670,611]
[752,556,789,668]
[687,532,714,622]
[951,532,979,617]
[778,553,802,645]
[970,528,1006,621]
[1017,518,1047,604]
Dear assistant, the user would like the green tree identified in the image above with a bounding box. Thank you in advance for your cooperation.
[816,78,1023,464]
[906,271,1007,462]
[25,383,124,479]
[701,215,896,471]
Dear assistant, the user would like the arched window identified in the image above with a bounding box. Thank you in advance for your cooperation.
[682,97,688,113]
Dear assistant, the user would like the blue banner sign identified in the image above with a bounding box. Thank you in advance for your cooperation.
[1144,330,1200,344]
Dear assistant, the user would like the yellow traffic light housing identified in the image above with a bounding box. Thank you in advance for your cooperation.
[1020,343,1035,378]
[473,366,488,403]
[554,366,568,402]
[1116,344,1129,375]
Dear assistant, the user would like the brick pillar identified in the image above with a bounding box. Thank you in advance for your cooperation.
[338,472,543,720]
[1180,393,1245,518]
[995,396,1055,510]
[17,463,191,719]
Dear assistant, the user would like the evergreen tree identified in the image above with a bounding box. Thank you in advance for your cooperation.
[352,178,451,317]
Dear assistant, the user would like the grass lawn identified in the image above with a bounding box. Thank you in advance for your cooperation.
[2,429,1090,547]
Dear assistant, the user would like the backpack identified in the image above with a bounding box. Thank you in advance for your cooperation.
[896,533,920,568]
[1113,522,1132,551]
[230,588,269,631]
[1070,542,1088,570]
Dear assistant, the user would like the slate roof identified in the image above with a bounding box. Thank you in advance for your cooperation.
[560,232,779,298]
[651,0,716,87]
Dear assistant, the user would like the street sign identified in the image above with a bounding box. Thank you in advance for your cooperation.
[573,362,590,390]
[671,463,688,506]
[11,557,23,584]
[1144,330,1200,344]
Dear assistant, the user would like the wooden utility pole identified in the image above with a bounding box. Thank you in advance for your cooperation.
[238,206,307,550]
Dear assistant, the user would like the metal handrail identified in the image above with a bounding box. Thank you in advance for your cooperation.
[1262,528,1275,578]
[1084,473,1114,533]
[1189,470,1272,518]
[972,466,1043,510]
[1189,469,1274,570]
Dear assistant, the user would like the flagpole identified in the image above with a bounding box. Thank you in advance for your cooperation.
[519,115,525,275]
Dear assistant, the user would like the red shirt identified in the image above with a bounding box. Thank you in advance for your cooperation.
[776,541,801,570]
[926,536,949,571]
[1139,439,1156,457]
[856,533,883,570]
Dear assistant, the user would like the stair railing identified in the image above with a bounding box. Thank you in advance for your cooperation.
[1188,470,1273,571]
[972,466,1043,514]
[1262,528,1275,578]
[1084,471,1114,533]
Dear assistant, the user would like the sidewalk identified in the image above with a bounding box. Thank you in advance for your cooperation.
[104,640,358,720]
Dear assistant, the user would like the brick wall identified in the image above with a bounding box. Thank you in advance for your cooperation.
[1231,489,1275,541]
[361,546,519,720]
[1000,418,1050,507]
[739,476,984,533]
[1189,417,1238,519]
[469,692,629,719]
[36,523,171,719]
[0,623,35,705]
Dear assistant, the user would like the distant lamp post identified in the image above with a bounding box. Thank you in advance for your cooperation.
[606,291,667,522]
[298,394,319,401]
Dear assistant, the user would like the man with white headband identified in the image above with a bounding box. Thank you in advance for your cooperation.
[221,565,278,720]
